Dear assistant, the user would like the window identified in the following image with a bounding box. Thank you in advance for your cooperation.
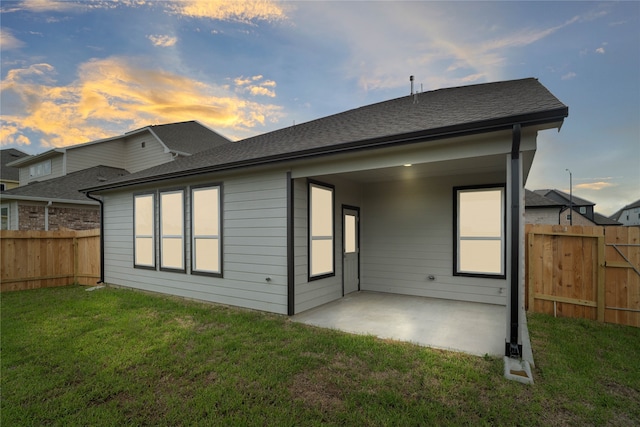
[454,185,505,277]
[579,207,586,214]
[0,183,5,191]
[191,185,222,276]
[134,193,155,269]
[309,181,334,279]
[29,160,51,178]
[160,189,185,272]
[1,206,9,230]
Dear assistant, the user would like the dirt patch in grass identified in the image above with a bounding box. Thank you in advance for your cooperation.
[603,381,639,400]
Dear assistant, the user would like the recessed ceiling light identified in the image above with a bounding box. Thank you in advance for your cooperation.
[403,164,412,167]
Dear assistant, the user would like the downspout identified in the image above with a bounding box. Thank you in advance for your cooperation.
[286,172,295,315]
[85,192,105,284]
[507,124,522,358]
[45,200,52,231]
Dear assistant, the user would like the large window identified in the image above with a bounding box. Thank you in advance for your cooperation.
[29,160,51,178]
[134,193,155,269]
[454,185,505,277]
[191,185,222,276]
[160,189,185,272]
[309,181,334,280]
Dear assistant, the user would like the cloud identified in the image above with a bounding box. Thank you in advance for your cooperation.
[595,47,605,54]
[575,181,617,191]
[0,58,284,147]
[147,34,178,47]
[167,0,287,23]
[562,72,577,80]
[234,75,276,97]
[3,0,78,12]
[0,28,25,50]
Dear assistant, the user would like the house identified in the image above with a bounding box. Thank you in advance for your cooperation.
[1,148,29,191]
[524,189,564,224]
[610,199,640,226]
[1,121,230,230]
[0,166,128,230]
[529,189,619,226]
[83,78,569,360]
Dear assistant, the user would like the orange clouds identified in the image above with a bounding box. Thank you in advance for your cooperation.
[575,182,617,191]
[168,0,287,23]
[234,75,277,97]
[0,57,284,147]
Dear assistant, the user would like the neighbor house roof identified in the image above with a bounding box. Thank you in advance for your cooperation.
[534,189,594,207]
[83,78,569,193]
[7,121,231,168]
[610,199,640,221]
[525,189,564,208]
[1,166,129,204]
[593,212,621,226]
[142,121,231,155]
[1,148,29,181]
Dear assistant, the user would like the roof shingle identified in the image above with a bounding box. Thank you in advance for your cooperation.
[84,78,568,192]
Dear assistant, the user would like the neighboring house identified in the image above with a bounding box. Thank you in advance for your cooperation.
[1,121,230,230]
[0,166,128,230]
[1,148,29,191]
[83,78,569,358]
[610,199,640,226]
[524,189,564,224]
[531,188,619,226]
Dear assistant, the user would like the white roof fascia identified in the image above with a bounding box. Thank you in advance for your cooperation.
[6,148,65,167]
[147,128,175,155]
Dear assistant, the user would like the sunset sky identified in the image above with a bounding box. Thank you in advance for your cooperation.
[1,0,638,215]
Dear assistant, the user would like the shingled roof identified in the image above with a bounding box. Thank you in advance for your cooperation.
[1,148,29,181]
[533,189,594,207]
[84,78,568,192]
[2,166,129,203]
[525,189,564,208]
[140,121,231,155]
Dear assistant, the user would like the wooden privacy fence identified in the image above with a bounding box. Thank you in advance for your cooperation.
[0,229,100,292]
[526,224,640,327]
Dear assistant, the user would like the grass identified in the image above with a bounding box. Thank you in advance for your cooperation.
[2,285,639,426]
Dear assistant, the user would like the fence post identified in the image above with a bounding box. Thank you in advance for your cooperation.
[527,232,535,312]
[73,236,79,285]
[597,235,605,322]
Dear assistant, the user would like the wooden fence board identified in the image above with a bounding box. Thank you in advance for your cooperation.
[1,229,100,292]
[526,224,640,328]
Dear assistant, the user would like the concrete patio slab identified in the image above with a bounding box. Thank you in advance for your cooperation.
[292,291,507,357]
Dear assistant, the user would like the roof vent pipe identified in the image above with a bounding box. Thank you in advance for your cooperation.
[410,75,414,95]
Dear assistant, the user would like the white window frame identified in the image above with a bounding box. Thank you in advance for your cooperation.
[133,192,156,269]
[29,160,52,178]
[308,180,335,280]
[160,189,185,272]
[191,184,222,277]
[454,185,506,278]
[1,204,10,230]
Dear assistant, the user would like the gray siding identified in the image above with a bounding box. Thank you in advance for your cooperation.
[103,170,289,314]
[66,140,125,173]
[124,134,174,173]
[360,172,507,305]
[294,176,362,313]
[20,154,64,185]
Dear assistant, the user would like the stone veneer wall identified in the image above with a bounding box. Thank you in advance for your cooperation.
[18,205,100,230]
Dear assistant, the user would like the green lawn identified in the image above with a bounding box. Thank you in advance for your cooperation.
[2,285,639,426]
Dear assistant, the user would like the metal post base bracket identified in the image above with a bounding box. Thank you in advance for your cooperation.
[504,357,533,385]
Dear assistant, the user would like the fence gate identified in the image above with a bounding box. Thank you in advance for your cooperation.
[526,224,639,328]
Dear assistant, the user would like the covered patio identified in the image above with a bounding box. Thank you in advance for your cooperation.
[293,291,534,360]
